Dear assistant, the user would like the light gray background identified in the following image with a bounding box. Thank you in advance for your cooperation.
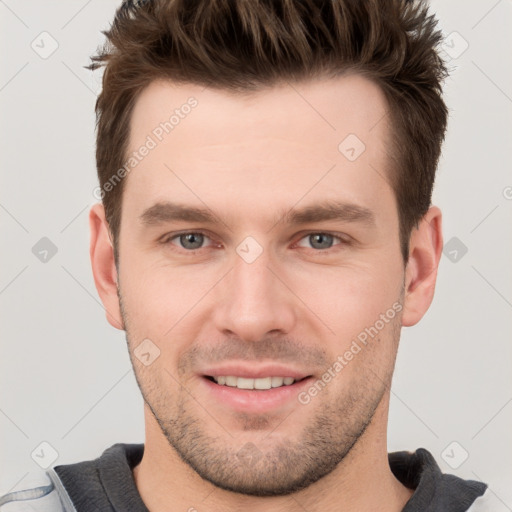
[1,0,511,507]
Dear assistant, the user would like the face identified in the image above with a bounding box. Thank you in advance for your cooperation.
[115,75,407,496]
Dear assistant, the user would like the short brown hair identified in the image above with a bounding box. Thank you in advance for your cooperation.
[87,0,449,265]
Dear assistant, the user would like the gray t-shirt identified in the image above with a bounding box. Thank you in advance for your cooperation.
[0,443,490,511]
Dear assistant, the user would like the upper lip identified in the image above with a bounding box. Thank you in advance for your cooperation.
[201,363,311,380]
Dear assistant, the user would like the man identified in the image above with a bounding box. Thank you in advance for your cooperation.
[0,0,491,510]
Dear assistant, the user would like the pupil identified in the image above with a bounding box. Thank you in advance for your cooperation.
[312,233,332,249]
[182,233,203,249]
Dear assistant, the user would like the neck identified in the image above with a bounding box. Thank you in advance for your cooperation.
[133,394,414,512]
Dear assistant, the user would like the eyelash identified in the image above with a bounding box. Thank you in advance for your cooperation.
[160,230,351,254]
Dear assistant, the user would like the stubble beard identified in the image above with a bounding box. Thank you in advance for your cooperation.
[118,285,401,497]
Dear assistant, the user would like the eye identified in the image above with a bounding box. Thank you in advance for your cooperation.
[160,230,350,254]
[163,231,215,251]
[295,232,348,251]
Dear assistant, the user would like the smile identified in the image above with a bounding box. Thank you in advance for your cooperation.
[208,375,304,390]
[201,375,314,413]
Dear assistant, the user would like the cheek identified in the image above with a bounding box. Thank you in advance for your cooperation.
[290,260,403,343]
[119,257,221,336]
[119,233,404,346]
[304,269,403,396]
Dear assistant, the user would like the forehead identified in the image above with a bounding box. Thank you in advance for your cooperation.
[122,74,395,228]
[129,73,389,146]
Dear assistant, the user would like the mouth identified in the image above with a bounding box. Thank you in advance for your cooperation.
[200,374,314,413]
[204,375,311,390]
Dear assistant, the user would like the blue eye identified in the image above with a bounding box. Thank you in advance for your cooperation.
[161,231,349,254]
[167,232,213,251]
[296,233,346,251]
[301,233,336,250]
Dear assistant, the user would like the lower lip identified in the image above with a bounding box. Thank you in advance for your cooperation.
[200,376,313,413]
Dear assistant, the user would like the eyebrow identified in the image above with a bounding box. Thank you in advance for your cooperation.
[139,200,376,229]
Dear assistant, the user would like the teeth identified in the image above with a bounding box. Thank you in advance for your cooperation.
[225,376,237,386]
[212,376,297,389]
[255,377,272,389]
[271,376,284,388]
[237,377,256,389]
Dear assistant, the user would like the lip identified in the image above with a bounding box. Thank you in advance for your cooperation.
[200,374,314,413]
[200,363,310,380]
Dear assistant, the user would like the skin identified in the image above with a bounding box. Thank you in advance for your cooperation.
[89,74,443,512]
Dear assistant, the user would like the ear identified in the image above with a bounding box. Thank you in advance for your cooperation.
[401,206,443,327]
[89,203,124,330]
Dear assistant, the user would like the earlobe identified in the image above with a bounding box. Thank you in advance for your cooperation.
[401,206,443,327]
[89,203,124,330]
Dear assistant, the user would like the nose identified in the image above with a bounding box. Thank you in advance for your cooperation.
[212,246,297,342]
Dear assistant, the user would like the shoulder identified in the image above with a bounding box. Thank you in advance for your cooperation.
[0,443,142,512]
[0,467,75,512]
[0,443,146,512]
[390,447,489,512]
[465,487,496,511]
